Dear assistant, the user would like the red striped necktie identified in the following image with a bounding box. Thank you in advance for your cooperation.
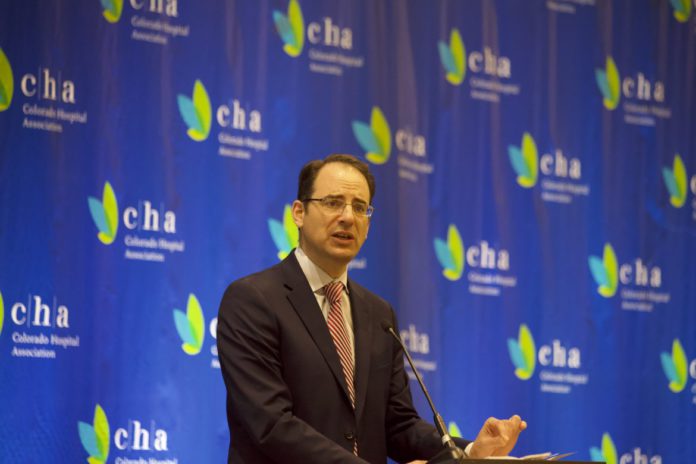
[324,281,358,455]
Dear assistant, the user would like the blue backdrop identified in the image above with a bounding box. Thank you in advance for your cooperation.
[1,0,695,462]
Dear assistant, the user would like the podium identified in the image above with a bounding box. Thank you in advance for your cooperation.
[426,447,602,463]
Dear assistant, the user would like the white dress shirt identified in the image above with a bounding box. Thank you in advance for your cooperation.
[294,247,355,361]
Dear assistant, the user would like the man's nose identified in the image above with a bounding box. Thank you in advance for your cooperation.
[338,203,357,222]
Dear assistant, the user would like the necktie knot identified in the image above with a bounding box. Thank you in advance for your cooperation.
[324,281,344,305]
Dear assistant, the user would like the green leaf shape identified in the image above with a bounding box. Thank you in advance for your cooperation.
[600,243,618,297]
[447,29,465,85]
[517,324,536,379]
[102,0,123,23]
[283,205,299,252]
[670,339,688,392]
[672,154,687,207]
[183,293,205,354]
[190,80,212,141]
[101,182,118,244]
[520,132,538,187]
[604,57,620,110]
[94,404,110,461]
[448,421,463,438]
[287,0,305,57]
[0,291,4,337]
[601,433,617,464]
[0,47,14,112]
[447,224,464,277]
[672,0,692,22]
[365,106,392,164]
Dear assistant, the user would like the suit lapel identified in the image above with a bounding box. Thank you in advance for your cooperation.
[281,254,353,408]
[349,279,373,424]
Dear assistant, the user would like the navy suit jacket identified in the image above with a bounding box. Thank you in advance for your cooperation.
[217,253,470,463]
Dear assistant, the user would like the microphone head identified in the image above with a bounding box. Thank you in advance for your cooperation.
[380,320,393,332]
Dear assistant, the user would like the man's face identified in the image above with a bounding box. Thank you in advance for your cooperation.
[292,162,371,276]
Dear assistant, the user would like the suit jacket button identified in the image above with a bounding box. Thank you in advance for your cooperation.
[344,432,355,441]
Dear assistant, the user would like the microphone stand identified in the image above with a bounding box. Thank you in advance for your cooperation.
[381,321,466,464]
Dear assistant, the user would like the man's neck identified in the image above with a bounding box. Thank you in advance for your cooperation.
[297,246,347,279]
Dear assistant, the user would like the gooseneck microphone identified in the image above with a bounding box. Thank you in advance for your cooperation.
[380,320,465,463]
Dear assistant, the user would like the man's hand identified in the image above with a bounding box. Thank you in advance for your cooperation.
[468,415,527,458]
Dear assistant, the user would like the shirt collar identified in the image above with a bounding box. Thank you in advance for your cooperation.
[294,247,349,294]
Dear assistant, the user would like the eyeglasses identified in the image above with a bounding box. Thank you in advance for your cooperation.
[304,196,374,218]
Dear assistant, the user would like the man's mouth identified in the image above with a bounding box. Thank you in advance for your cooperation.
[332,231,355,240]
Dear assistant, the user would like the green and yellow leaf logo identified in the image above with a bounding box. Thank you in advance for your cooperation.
[352,106,392,165]
[662,154,688,208]
[670,0,692,22]
[508,132,538,188]
[661,339,688,393]
[448,421,463,438]
[88,182,119,245]
[268,204,299,260]
[438,28,466,85]
[0,291,4,338]
[173,293,205,355]
[507,324,536,380]
[78,404,110,464]
[433,224,464,281]
[0,47,14,112]
[595,56,621,110]
[273,0,305,57]
[100,0,123,23]
[177,79,212,142]
[589,433,617,464]
[588,243,618,298]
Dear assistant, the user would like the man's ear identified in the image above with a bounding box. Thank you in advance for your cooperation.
[291,200,305,228]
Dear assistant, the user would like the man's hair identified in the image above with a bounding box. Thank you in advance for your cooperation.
[297,154,376,203]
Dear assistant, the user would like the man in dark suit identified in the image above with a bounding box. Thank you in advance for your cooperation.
[217,154,526,463]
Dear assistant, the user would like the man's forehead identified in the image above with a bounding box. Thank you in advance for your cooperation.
[313,163,369,195]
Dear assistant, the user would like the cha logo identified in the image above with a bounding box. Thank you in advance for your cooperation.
[595,57,620,110]
[590,433,662,464]
[434,224,511,282]
[100,0,178,23]
[438,28,465,85]
[433,224,464,281]
[508,132,538,187]
[662,153,695,208]
[89,182,177,241]
[508,132,582,191]
[352,106,392,165]
[588,243,618,297]
[8,293,70,329]
[670,0,693,22]
[178,78,265,158]
[177,79,212,141]
[273,0,305,57]
[20,66,76,104]
[173,293,205,355]
[268,204,299,260]
[660,339,696,393]
[273,0,353,57]
[438,27,511,86]
[88,181,119,245]
[588,243,662,297]
[595,56,665,110]
[114,418,169,452]
[448,422,463,439]
[0,47,14,112]
[507,324,536,380]
[100,0,123,23]
[78,404,110,464]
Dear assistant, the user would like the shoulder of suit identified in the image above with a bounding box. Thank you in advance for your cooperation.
[347,278,393,310]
